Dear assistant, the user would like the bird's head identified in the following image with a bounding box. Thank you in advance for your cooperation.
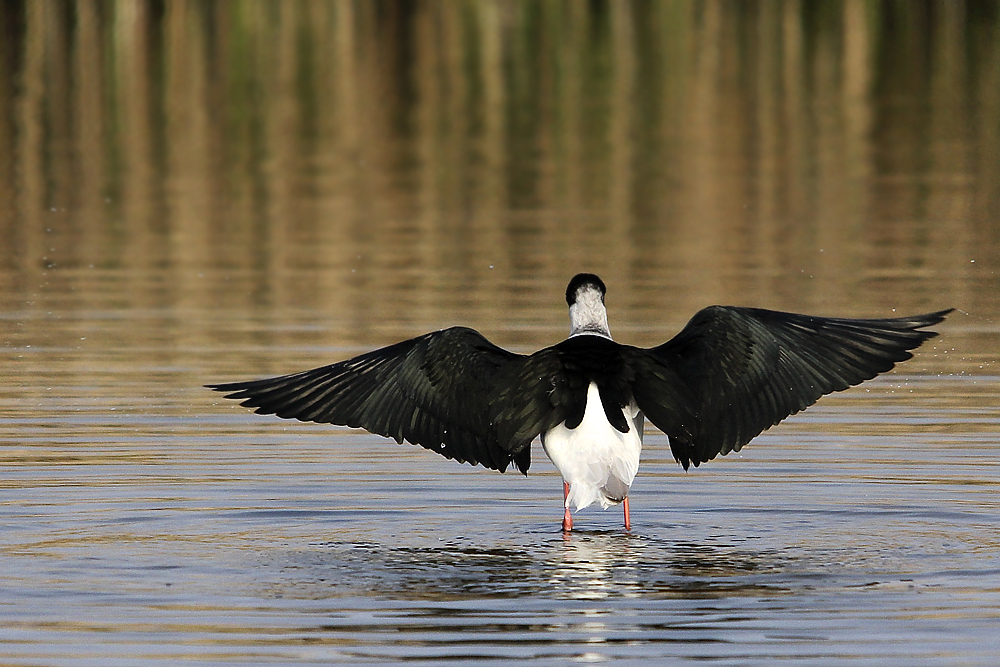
[565,273,611,339]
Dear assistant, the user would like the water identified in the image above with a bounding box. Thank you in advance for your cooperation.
[3,2,1000,665]
[3,303,999,665]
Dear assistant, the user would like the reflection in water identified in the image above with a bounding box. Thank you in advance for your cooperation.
[0,1,998,360]
[547,535,789,601]
[551,533,639,601]
[291,533,787,604]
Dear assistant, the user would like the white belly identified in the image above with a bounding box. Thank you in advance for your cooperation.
[541,382,644,511]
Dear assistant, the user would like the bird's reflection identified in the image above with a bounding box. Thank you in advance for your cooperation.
[283,531,789,603]
[548,531,645,600]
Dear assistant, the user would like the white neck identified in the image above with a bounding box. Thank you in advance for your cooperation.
[568,287,612,339]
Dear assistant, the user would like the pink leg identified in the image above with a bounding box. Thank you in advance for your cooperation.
[562,481,573,532]
[623,497,631,531]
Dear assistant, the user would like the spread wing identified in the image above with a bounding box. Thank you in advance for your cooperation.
[628,306,952,469]
[207,327,531,473]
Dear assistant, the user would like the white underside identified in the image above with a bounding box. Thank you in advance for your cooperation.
[541,382,644,511]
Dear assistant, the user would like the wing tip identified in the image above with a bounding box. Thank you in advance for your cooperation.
[922,307,954,329]
[903,307,953,328]
[205,381,250,394]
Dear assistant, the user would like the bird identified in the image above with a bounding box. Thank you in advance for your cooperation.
[207,273,951,532]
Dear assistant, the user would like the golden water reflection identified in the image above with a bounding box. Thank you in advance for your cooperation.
[1,2,997,351]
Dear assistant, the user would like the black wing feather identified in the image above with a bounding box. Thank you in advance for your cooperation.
[630,306,951,470]
[209,302,950,477]
[207,327,529,473]
[487,335,639,448]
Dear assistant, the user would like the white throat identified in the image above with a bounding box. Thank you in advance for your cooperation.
[568,287,612,339]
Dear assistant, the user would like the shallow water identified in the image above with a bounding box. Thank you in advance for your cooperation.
[3,2,1000,665]
[3,306,999,664]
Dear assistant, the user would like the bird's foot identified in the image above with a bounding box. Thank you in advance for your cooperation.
[562,481,573,532]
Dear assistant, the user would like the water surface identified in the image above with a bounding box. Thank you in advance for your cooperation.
[2,2,1000,665]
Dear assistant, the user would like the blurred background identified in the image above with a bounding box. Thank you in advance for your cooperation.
[2,4,999,662]
[1,0,996,375]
